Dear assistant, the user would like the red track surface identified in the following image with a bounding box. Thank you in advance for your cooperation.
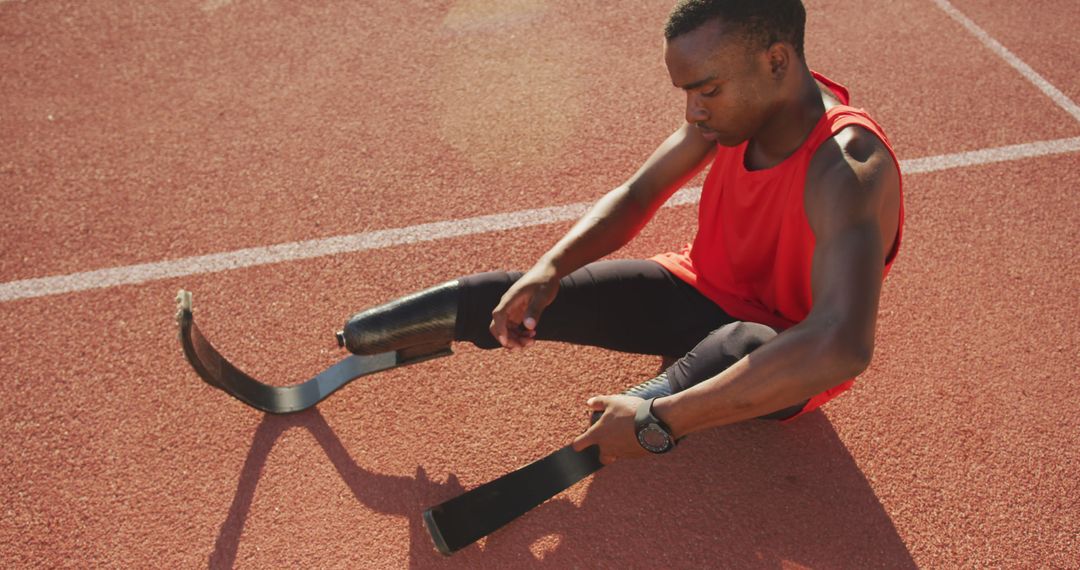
[2,1,1078,568]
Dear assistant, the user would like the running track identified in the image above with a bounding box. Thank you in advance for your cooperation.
[1,1,1078,568]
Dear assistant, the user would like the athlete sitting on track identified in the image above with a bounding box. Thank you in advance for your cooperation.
[339,0,904,464]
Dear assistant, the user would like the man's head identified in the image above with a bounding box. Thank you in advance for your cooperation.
[663,0,808,146]
[665,0,805,60]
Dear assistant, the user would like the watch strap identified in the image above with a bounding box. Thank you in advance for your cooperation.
[635,398,675,453]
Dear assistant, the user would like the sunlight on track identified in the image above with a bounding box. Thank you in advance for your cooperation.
[200,0,231,12]
[528,533,562,561]
[435,0,588,175]
[1,136,1078,304]
[442,0,547,32]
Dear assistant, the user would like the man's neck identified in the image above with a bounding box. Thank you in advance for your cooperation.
[744,66,826,171]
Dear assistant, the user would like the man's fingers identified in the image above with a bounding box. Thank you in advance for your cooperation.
[490,287,538,348]
[488,313,508,347]
[524,285,554,331]
[514,322,537,338]
[571,424,598,452]
[585,395,609,411]
[522,310,540,332]
[575,394,615,449]
[574,421,615,464]
[490,303,526,349]
[498,323,535,350]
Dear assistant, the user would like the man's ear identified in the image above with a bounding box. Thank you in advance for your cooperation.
[766,42,790,79]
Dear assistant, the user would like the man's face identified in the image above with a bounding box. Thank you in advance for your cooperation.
[664,18,778,146]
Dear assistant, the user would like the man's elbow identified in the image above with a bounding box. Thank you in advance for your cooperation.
[820,329,874,379]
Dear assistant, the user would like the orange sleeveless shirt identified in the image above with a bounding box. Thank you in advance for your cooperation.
[652,71,905,421]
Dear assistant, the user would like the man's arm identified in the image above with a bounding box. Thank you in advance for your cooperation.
[573,127,901,458]
[490,123,716,348]
[539,122,717,277]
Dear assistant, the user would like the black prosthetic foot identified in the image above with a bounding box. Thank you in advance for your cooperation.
[176,290,452,414]
[424,371,677,555]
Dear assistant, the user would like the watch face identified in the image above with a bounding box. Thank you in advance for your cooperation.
[638,424,672,453]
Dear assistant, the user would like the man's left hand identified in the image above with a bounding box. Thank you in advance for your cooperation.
[571,394,649,464]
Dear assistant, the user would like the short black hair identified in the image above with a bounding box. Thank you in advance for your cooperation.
[664,0,806,59]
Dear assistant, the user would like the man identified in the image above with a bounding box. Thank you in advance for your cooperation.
[340,0,903,465]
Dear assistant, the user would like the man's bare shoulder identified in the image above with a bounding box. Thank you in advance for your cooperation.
[805,125,900,222]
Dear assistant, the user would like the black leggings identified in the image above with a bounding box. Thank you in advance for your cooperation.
[454,259,807,420]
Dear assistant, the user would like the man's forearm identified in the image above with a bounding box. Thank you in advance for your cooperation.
[537,185,653,278]
[652,322,869,438]
[535,124,716,279]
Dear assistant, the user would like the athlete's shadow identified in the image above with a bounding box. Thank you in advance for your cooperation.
[485,412,920,569]
[208,409,465,569]
[210,409,916,569]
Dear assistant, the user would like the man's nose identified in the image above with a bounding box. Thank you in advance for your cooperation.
[685,94,707,124]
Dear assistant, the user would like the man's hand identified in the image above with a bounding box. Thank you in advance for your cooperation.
[571,394,649,464]
[489,263,561,350]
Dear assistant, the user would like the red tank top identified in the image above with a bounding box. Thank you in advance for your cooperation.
[652,71,904,420]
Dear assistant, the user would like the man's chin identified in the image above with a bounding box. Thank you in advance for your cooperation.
[699,128,744,147]
[713,133,747,147]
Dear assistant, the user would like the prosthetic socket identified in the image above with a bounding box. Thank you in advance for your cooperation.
[337,281,459,359]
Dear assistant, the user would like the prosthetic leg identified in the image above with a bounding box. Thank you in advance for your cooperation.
[176,280,674,416]
[175,283,458,414]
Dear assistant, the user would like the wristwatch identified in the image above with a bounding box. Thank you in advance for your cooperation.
[635,398,676,454]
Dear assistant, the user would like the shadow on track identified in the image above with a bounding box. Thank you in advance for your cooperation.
[210,409,916,569]
[207,409,467,569]
[492,411,920,569]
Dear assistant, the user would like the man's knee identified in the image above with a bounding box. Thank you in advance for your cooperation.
[665,321,779,392]
[711,321,779,354]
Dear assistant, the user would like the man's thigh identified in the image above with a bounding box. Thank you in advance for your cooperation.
[457,259,734,356]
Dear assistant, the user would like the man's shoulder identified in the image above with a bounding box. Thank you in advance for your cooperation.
[806,124,898,204]
[802,122,901,230]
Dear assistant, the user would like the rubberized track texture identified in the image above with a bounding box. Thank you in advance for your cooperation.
[1,0,1078,568]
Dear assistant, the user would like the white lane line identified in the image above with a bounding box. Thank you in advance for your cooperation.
[932,0,1080,124]
[903,136,1080,173]
[2,136,1080,304]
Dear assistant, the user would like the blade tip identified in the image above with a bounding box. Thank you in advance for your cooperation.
[176,289,193,311]
[422,508,454,556]
[175,290,193,325]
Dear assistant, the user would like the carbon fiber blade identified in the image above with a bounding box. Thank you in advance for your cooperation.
[423,444,603,554]
[175,290,450,413]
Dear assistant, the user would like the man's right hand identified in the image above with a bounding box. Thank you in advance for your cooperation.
[487,124,715,350]
[489,262,561,349]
